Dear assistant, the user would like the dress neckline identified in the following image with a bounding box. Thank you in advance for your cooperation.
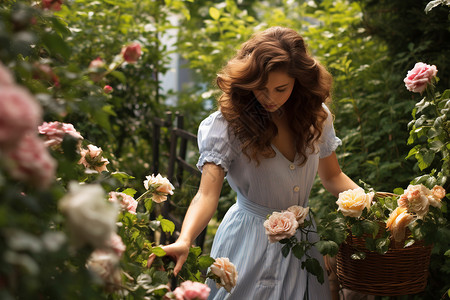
[271,144,297,163]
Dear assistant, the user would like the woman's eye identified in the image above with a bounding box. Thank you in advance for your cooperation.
[276,89,286,92]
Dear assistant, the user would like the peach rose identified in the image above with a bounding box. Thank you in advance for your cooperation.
[78,144,110,173]
[143,174,175,203]
[209,257,238,293]
[38,121,83,148]
[171,280,210,300]
[386,207,415,242]
[336,187,374,218]
[403,62,437,93]
[398,184,430,218]
[108,192,138,215]
[286,205,309,225]
[264,211,299,243]
[0,85,42,151]
[121,42,142,63]
[5,133,56,188]
[429,185,446,208]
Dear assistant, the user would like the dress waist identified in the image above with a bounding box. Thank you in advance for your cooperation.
[235,192,279,219]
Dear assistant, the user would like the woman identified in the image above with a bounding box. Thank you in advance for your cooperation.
[149,26,359,299]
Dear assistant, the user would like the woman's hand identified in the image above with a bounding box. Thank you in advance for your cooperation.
[147,240,190,276]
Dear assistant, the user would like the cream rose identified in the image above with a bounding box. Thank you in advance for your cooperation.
[143,174,175,203]
[59,182,118,249]
[398,184,430,219]
[209,257,238,293]
[286,205,309,225]
[264,211,299,243]
[336,187,374,218]
[386,207,415,242]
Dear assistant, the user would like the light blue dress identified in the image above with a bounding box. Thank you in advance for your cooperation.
[196,104,341,300]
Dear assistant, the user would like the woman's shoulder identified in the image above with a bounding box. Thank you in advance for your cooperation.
[199,110,227,128]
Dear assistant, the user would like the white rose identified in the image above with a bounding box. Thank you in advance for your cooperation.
[286,205,309,225]
[59,182,118,249]
[210,257,238,293]
[336,187,374,218]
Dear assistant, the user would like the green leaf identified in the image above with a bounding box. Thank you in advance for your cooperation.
[198,256,215,270]
[444,249,450,257]
[41,32,71,59]
[375,237,390,254]
[302,258,324,284]
[159,218,175,234]
[111,172,135,184]
[351,222,363,237]
[315,240,339,256]
[152,246,166,257]
[281,244,291,257]
[292,243,306,259]
[361,220,379,238]
[189,246,202,258]
[110,70,127,84]
[209,7,220,20]
[404,239,415,248]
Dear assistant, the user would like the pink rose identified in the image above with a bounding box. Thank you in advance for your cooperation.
[78,144,109,173]
[89,57,106,69]
[286,205,309,225]
[143,174,175,203]
[386,207,415,242]
[209,257,238,293]
[108,192,138,215]
[41,0,63,11]
[171,281,210,300]
[404,62,437,93]
[5,133,56,188]
[103,85,113,94]
[121,42,142,63]
[108,232,126,257]
[38,121,83,148]
[0,62,15,86]
[0,85,42,151]
[263,211,299,243]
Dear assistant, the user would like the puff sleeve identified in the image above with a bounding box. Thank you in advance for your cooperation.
[196,111,238,173]
[319,104,342,159]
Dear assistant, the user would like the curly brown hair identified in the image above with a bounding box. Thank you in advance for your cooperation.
[216,26,333,165]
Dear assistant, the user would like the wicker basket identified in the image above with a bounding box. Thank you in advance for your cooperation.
[335,193,433,296]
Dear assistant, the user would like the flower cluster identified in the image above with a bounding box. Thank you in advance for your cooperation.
[0,62,56,188]
[164,280,210,300]
[387,184,445,241]
[263,205,309,243]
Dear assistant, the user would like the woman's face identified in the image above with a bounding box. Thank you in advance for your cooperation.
[252,69,295,113]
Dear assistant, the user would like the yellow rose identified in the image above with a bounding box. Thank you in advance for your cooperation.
[336,187,374,218]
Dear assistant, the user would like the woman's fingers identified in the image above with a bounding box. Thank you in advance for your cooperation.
[147,253,156,268]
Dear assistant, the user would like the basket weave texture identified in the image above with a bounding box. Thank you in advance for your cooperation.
[336,193,433,296]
